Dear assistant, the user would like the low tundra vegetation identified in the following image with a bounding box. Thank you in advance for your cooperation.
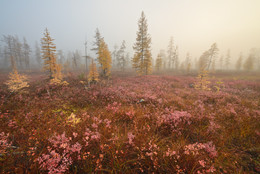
[0,74,259,173]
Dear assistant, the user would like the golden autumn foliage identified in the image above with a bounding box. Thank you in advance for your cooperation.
[97,38,112,78]
[41,28,67,85]
[194,69,211,91]
[50,76,68,86]
[5,54,29,93]
[5,69,29,93]
[213,79,224,92]
[67,113,81,127]
[41,28,57,77]
[88,59,99,83]
[49,64,68,85]
[132,11,152,75]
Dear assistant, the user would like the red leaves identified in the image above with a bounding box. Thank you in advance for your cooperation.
[0,74,259,173]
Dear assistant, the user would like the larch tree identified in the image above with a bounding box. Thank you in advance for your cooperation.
[158,49,167,69]
[185,52,191,73]
[211,59,216,73]
[91,28,103,57]
[167,37,175,69]
[112,44,118,68]
[88,59,99,83]
[83,40,89,72]
[1,45,7,69]
[3,36,29,93]
[194,69,211,91]
[185,52,190,66]
[198,51,209,70]
[250,48,260,71]
[243,54,254,71]
[155,53,163,72]
[235,53,243,71]
[125,52,130,70]
[57,50,65,65]
[63,58,71,74]
[179,61,185,71]
[41,28,65,84]
[225,49,231,70]
[2,35,24,70]
[206,43,218,70]
[196,44,218,91]
[13,36,23,69]
[175,46,179,70]
[22,37,31,70]
[2,35,15,69]
[219,55,224,70]
[194,57,198,70]
[72,50,81,70]
[97,38,112,78]
[5,62,29,93]
[117,40,127,71]
[35,41,42,67]
[132,11,152,75]
[198,43,218,70]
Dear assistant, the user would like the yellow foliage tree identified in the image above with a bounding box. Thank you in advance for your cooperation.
[5,57,29,93]
[88,59,99,83]
[5,70,29,93]
[49,64,68,85]
[132,11,152,75]
[41,28,57,77]
[97,38,112,78]
[194,69,211,91]
[41,28,67,85]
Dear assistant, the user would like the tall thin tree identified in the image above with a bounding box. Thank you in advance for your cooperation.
[117,40,127,71]
[35,41,41,67]
[97,38,112,78]
[225,49,231,70]
[167,37,174,69]
[132,11,152,75]
[236,53,243,71]
[206,43,218,70]
[41,28,61,80]
[91,28,103,57]
[22,37,31,70]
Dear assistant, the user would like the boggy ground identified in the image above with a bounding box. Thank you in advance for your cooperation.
[0,73,259,173]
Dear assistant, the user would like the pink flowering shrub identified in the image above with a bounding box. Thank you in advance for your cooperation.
[37,132,81,173]
[157,109,192,136]
[0,73,259,173]
[106,102,121,114]
[0,132,12,154]
[181,142,217,173]
[37,149,72,174]
[127,132,135,145]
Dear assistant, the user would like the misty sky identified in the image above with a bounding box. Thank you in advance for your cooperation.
[1,0,260,63]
